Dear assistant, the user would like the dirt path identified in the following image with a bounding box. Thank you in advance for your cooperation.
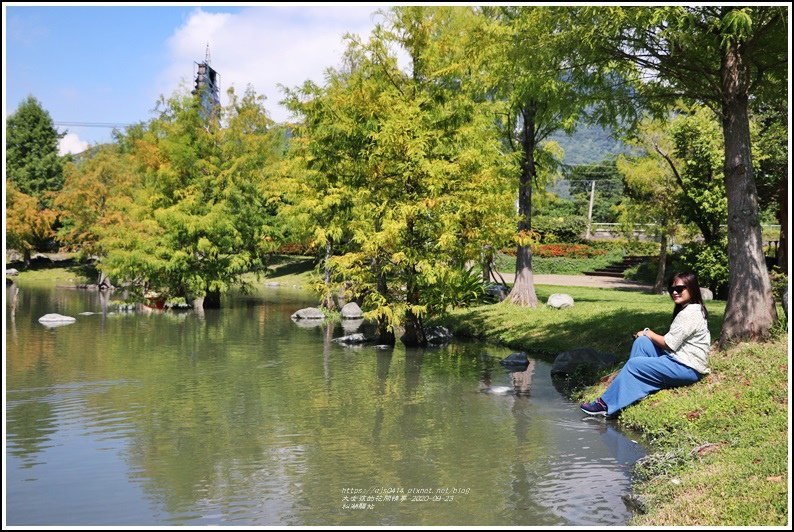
[494,272,654,292]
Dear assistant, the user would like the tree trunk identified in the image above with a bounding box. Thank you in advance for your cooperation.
[189,282,221,311]
[401,268,427,347]
[192,295,205,319]
[401,312,426,347]
[97,270,113,290]
[653,232,668,294]
[776,178,787,273]
[371,252,395,345]
[718,42,777,344]
[508,104,539,307]
[482,246,493,284]
[321,238,335,310]
[510,245,539,307]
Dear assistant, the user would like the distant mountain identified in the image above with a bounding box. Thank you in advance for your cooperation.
[549,123,628,165]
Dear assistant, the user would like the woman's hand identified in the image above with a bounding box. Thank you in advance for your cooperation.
[635,328,672,351]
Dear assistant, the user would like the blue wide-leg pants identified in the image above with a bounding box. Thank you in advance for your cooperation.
[601,336,701,415]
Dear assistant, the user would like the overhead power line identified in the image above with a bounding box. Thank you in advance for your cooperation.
[54,121,134,128]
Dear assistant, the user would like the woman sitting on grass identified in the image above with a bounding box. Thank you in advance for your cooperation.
[580,271,711,417]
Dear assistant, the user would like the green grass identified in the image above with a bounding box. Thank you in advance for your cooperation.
[239,256,318,289]
[615,338,788,525]
[9,265,94,286]
[443,284,726,360]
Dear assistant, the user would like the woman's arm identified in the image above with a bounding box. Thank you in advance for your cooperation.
[635,328,672,351]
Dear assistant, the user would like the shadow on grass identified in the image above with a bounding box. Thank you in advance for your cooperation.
[267,258,317,278]
[6,255,99,284]
[444,303,725,365]
[66,262,99,282]
[7,255,80,271]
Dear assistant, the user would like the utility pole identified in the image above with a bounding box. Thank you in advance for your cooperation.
[585,179,596,239]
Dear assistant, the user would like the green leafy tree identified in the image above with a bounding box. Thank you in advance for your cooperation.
[666,105,728,245]
[474,6,597,307]
[5,180,57,265]
[581,5,786,342]
[281,67,370,309]
[616,119,685,293]
[98,87,285,308]
[285,7,513,345]
[617,107,732,295]
[54,145,139,259]
[6,95,65,203]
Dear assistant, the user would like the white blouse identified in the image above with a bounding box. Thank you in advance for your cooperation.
[664,303,711,374]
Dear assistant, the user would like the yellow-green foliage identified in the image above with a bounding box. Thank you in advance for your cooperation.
[94,87,286,302]
[55,145,139,257]
[283,8,515,334]
[5,180,56,258]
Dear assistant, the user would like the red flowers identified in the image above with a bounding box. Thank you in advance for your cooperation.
[533,244,606,258]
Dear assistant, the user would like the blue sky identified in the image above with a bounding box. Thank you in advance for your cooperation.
[4,4,389,153]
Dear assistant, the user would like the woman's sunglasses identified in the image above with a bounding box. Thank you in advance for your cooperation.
[668,285,687,295]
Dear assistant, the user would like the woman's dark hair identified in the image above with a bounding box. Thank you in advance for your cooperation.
[669,271,708,320]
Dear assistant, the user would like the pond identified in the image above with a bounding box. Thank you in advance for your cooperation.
[5,282,646,526]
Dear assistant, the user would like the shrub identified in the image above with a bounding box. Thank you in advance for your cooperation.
[588,238,659,256]
[532,215,588,243]
[623,260,659,284]
[420,266,487,313]
[677,238,729,297]
[768,266,788,303]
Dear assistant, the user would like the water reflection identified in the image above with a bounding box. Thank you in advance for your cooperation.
[6,284,645,526]
[6,399,57,467]
[510,361,535,396]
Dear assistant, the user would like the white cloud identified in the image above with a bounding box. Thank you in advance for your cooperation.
[159,6,389,123]
[59,132,89,156]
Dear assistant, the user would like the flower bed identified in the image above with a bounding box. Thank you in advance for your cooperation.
[501,243,607,259]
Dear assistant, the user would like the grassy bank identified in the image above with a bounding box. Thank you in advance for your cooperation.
[606,337,788,525]
[444,284,726,358]
[8,264,94,286]
[10,256,318,291]
[445,286,788,526]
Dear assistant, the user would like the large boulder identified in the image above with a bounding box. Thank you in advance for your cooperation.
[38,313,77,328]
[6,268,19,276]
[699,287,714,301]
[425,325,453,346]
[291,307,325,320]
[485,283,509,302]
[547,293,574,309]
[340,302,363,319]
[551,347,620,376]
[401,325,453,346]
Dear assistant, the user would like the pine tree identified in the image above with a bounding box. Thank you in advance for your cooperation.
[6,95,65,203]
